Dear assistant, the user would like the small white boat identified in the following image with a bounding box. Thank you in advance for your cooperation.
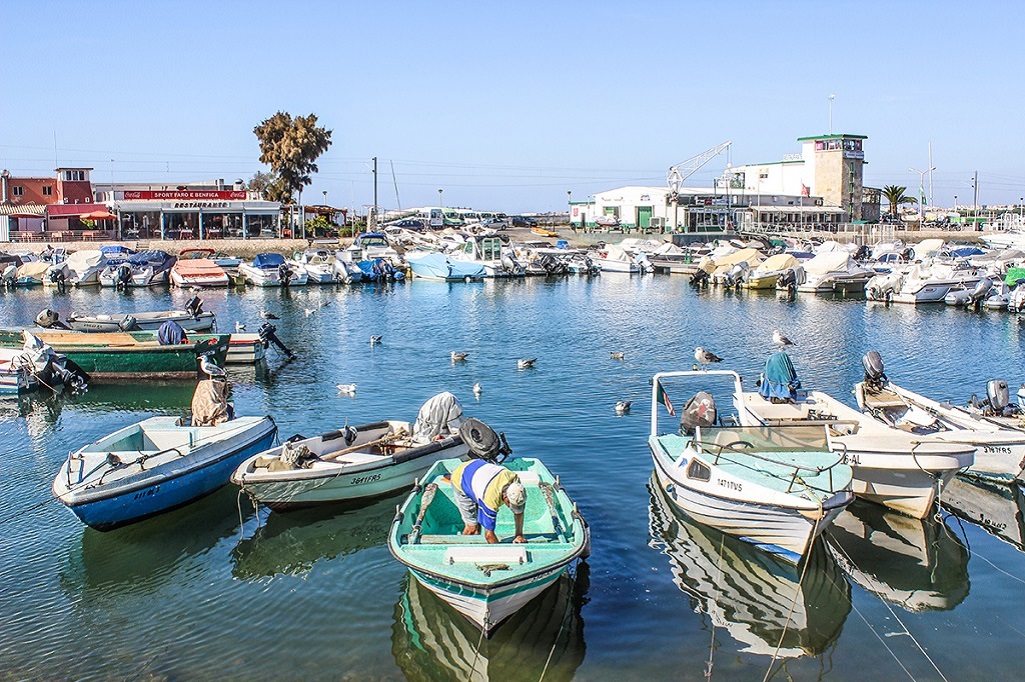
[406,251,485,281]
[239,253,308,287]
[854,351,1025,486]
[649,369,854,564]
[594,245,640,273]
[232,392,472,509]
[449,236,525,277]
[389,455,589,636]
[99,250,176,288]
[0,346,37,394]
[795,251,872,294]
[67,307,216,334]
[63,250,106,287]
[292,248,336,284]
[170,248,229,288]
[887,260,984,304]
[735,353,975,519]
[53,414,277,530]
[942,476,1025,551]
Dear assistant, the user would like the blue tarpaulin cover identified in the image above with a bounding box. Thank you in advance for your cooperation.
[157,321,188,345]
[759,352,801,401]
[252,253,285,269]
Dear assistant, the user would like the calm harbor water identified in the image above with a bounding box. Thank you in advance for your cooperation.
[2,275,1024,681]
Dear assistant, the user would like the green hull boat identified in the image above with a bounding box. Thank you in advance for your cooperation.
[0,330,230,380]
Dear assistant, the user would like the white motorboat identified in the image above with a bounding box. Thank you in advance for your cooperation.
[795,251,872,294]
[826,502,969,612]
[63,249,106,287]
[868,259,984,304]
[231,392,472,509]
[239,253,308,287]
[170,248,230,288]
[346,232,402,266]
[292,248,336,284]
[449,236,525,277]
[854,351,1025,486]
[331,249,365,283]
[648,370,854,564]
[0,346,37,394]
[99,250,176,287]
[406,251,485,281]
[742,253,802,290]
[735,353,975,519]
[66,307,216,334]
[594,245,641,273]
[648,477,851,658]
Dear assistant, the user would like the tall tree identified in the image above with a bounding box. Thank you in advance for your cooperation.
[253,112,332,208]
[248,171,292,204]
[881,184,917,217]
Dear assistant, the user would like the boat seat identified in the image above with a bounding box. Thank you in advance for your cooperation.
[418,534,554,545]
[444,545,528,565]
[516,471,542,485]
[862,388,908,410]
[145,430,193,452]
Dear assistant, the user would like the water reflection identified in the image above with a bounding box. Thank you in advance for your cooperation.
[943,478,1025,552]
[63,486,245,594]
[826,502,970,612]
[392,568,587,682]
[647,479,851,658]
[231,493,400,580]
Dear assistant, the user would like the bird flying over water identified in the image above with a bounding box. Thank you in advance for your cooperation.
[370,335,383,345]
[772,329,796,348]
[518,358,537,370]
[336,383,357,395]
[615,400,632,414]
[694,347,723,368]
[451,351,469,362]
[610,351,625,360]
[259,310,279,320]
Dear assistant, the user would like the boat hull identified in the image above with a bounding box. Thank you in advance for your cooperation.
[68,311,216,333]
[55,418,276,530]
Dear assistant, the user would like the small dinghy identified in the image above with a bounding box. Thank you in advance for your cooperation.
[99,250,176,288]
[389,449,590,636]
[232,392,472,509]
[63,297,215,333]
[648,369,855,564]
[53,359,276,530]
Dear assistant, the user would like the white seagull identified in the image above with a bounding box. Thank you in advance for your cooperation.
[472,382,482,396]
[772,329,796,348]
[336,383,357,395]
[518,358,537,370]
[610,351,625,360]
[259,310,279,320]
[234,321,246,333]
[370,335,383,345]
[304,308,317,317]
[694,346,724,369]
[451,351,469,362]
[615,400,632,414]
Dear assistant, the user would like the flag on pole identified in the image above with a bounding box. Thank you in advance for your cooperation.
[656,380,676,416]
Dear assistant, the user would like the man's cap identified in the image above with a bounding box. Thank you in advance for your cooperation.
[505,481,526,513]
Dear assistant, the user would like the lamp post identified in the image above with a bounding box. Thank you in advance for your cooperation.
[567,190,572,229]
[909,166,936,223]
[828,93,836,134]
[438,188,443,210]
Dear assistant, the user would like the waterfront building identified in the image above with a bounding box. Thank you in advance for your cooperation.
[0,167,97,242]
[570,133,881,233]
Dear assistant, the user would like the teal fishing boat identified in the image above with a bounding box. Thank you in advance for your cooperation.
[0,330,229,380]
[388,456,589,636]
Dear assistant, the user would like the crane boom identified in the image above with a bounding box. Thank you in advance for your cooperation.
[667,141,733,195]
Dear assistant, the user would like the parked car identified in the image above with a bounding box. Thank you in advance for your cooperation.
[482,217,509,230]
[388,218,425,231]
[595,215,620,228]
[511,215,537,227]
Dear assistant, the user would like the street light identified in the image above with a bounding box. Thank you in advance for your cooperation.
[828,93,836,134]
[909,166,936,222]
[567,190,572,229]
[438,189,443,209]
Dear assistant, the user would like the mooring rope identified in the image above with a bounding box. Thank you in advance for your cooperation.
[704,532,727,681]
[537,567,578,682]
[0,495,58,526]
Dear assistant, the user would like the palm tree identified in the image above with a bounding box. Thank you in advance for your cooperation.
[881,185,917,218]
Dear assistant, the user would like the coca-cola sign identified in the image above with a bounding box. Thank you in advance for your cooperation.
[123,190,246,201]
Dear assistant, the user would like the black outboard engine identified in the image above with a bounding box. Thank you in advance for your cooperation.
[900,247,914,262]
[986,379,1011,416]
[258,322,296,359]
[119,314,141,332]
[115,263,132,290]
[690,268,709,288]
[968,277,993,308]
[862,350,888,392]
[854,244,870,262]
[184,295,203,318]
[777,268,797,294]
[458,417,512,463]
[35,308,71,330]
[679,392,717,436]
[48,267,67,293]
[278,263,293,287]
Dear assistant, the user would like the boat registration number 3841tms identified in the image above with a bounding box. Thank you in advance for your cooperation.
[350,473,381,486]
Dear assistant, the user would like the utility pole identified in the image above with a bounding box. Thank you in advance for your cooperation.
[973,170,979,209]
[372,157,378,217]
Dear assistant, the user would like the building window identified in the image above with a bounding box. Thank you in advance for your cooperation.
[63,170,85,182]
[12,186,23,197]
[42,186,53,196]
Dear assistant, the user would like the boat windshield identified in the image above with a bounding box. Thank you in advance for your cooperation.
[695,424,829,452]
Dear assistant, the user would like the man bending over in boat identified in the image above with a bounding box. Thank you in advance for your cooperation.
[445,460,527,544]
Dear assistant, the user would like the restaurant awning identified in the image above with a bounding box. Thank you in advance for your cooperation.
[47,202,98,217]
[0,203,46,217]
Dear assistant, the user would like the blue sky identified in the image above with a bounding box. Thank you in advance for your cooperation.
[2,1,1024,213]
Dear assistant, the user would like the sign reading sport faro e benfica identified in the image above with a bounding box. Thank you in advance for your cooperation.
[123,190,247,201]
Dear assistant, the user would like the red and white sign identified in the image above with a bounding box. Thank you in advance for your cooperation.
[123,190,246,201]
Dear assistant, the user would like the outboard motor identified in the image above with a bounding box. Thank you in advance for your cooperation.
[48,267,67,293]
[862,350,888,392]
[967,277,993,308]
[854,244,870,262]
[458,417,512,463]
[277,263,293,287]
[258,322,296,359]
[679,392,717,436]
[690,268,709,288]
[184,295,203,318]
[35,308,71,330]
[777,268,798,294]
[118,314,141,332]
[115,263,133,290]
[1,264,16,285]
[725,262,747,289]
[899,247,914,262]
[987,379,1011,415]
